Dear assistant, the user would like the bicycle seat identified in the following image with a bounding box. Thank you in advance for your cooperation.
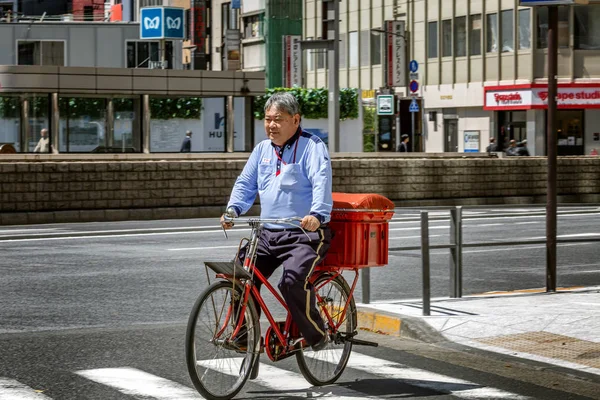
[204,261,253,281]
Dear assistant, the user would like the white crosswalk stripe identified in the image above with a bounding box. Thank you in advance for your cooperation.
[306,350,532,399]
[197,358,379,399]
[76,367,201,399]
[0,378,52,399]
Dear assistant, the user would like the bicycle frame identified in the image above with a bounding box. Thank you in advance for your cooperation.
[212,218,360,359]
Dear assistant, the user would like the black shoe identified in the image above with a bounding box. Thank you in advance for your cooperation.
[310,334,329,352]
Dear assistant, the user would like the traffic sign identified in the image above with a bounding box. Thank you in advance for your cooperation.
[140,6,185,40]
[409,80,419,93]
[409,60,419,73]
[409,72,419,81]
[409,99,419,113]
[377,95,394,115]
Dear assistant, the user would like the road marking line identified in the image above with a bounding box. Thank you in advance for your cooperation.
[433,242,593,255]
[197,358,376,399]
[390,235,441,240]
[307,351,531,399]
[168,245,239,251]
[76,367,201,399]
[0,378,52,399]
[389,226,449,231]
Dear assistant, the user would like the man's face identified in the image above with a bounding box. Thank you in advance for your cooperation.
[264,107,300,146]
[41,130,48,138]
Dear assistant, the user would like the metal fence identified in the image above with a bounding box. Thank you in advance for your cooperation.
[361,205,600,316]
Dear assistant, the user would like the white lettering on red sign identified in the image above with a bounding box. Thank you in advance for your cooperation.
[537,90,600,102]
[493,93,522,104]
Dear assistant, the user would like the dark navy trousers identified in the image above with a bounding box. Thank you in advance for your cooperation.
[238,226,332,345]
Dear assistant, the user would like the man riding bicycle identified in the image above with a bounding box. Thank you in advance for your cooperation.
[220,92,333,352]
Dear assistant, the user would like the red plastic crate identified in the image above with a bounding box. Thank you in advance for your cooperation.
[321,193,395,269]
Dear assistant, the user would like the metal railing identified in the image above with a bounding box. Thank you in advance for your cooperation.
[361,205,600,316]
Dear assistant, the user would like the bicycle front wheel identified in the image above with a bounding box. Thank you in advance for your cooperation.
[186,280,260,400]
[296,273,356,386]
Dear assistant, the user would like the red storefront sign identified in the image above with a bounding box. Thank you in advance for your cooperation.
[484,83,600,110]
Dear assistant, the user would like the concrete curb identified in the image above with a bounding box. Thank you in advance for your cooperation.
[356,306,446,344]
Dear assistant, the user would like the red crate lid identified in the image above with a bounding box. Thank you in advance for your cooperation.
[332,193,395,211]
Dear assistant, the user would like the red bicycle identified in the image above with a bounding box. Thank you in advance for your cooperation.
[185,216,378,400]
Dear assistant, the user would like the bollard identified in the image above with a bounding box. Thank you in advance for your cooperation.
[421,211,431,316]
[361,268,371,304]
[449,206,463,298]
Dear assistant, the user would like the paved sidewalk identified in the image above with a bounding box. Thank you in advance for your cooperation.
[357,286,600,376]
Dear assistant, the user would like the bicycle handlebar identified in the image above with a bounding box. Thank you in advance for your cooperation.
[221,215,309,239]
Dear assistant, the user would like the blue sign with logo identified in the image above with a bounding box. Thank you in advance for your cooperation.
[140,7,185,40]
[409,60,419,73]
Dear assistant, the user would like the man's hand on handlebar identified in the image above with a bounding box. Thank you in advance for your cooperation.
[300,215,320,232]
[220,207,238,230]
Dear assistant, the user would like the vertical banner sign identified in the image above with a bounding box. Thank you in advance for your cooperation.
[386,20,406,87]
[283,35,302,87]
[190,0,207,69]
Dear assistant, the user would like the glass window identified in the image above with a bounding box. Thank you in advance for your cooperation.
[316,48,326,69]
[59,98,107,153]
[149,97,218,152]
[126,41,173,69]
[370,29,381,65]
[575,5,600,50]
[501,10,514,52]
[537,6,569,48]
[17,41,64,66]
[487,13,498,52]
[349,31,358,67]
[556,109,584,155]
[470,14,482,55]
[360,30,369,66]
[455,16,466,57]
[442,19,452,57]
[0,96,21,152]
[519,9,531,50]
[339,33,346,68]
[428,21,438,58]
[27,95,50,153]
[113,98,141,153]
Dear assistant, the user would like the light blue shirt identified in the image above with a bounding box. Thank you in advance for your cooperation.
[227,128,333,228]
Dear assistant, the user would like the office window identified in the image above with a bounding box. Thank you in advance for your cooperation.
[442,19,452,57]
[306,36,314,71]
[370,29,381,65]
[221,3,230,31]
[501,10,514,52]
[575,5,600,50]
[487,13,498,52]
[126,41,173,69]
[360,30,369,66]
[243,14,263,39]
[537,6,569,48]
[316,40,326,69]
[519,9,531,50]
[455,16,466,57]
[18,41,65,66]
[349,31,358,67]
[339,33,346,68]
[428,21,438,58]
[470,14,482,55]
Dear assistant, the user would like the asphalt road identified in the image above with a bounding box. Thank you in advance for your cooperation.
[1,206,599,399]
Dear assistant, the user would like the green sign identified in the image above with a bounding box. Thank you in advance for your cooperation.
[377,95,394,115]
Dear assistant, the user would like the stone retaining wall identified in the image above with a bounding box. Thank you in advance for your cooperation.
[1,157,599,225]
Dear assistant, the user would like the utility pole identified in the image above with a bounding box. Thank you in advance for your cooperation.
[546,5,558,292]
[301,0,340,152]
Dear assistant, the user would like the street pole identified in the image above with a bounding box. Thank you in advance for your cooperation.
[411,109,415,152]
[546,6,558,292]
[326,0,340,153]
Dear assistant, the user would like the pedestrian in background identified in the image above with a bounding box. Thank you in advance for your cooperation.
[486,138,498,153]
[397,134,410,152]
[505,139,518,156]
[180,130,192,152]
[517,140,530,156]
[33,128,50,153]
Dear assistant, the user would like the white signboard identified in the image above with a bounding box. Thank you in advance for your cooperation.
[283,35,302,87]
[386,20,406,87]
[464,130,480,153]
[485,85,600,109]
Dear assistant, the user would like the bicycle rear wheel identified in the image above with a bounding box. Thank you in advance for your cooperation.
[186,280,260,400]
[296,273,356,386]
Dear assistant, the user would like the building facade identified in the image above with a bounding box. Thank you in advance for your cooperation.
[303,0,600,156]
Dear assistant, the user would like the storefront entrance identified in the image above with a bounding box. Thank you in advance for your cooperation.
[549,109,585,156]
[444,119,458,152]
[498,111,527,151]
